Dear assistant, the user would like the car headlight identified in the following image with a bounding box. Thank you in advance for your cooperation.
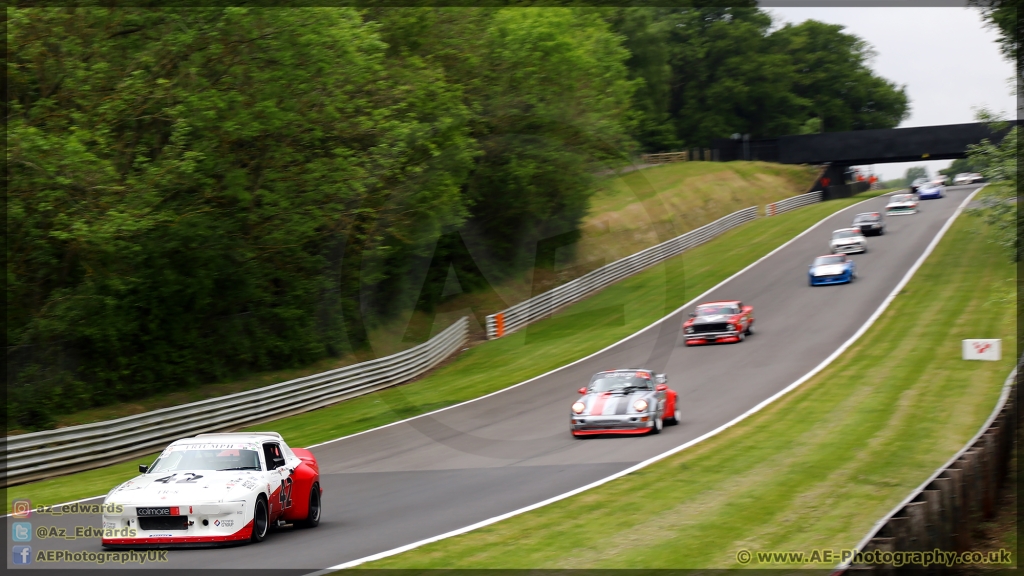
[572,402,585,414]
[684,326,693,333]
[633,399,649,412]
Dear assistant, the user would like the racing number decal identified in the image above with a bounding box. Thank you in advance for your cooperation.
[279,476,293,509]
[176,473,204,483]
[153,474,177,484]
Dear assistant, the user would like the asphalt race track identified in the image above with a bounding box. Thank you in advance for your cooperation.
[7,185,981,572]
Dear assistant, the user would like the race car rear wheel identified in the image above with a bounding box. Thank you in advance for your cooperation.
[251,496,269,543]
[298,483,321,528]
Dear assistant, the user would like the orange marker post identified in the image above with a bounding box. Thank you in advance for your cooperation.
[495,312,505,338]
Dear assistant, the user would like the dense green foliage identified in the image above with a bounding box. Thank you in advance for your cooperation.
[940,157,988,178]
[608,6,910,151]
[904,166,930,184]
[7,7,909,429]
[966,112,1018,261]
[971,0,1021,76]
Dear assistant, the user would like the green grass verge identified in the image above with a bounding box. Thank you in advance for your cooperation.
[361,200,1016,569]
[4,192,881,514]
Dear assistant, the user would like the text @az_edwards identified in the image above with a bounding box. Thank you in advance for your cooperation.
[33,525,138,540]
[735,548,1013,567]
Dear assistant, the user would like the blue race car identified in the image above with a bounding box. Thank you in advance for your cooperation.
[809,254,856,286]
[917,181,945,200]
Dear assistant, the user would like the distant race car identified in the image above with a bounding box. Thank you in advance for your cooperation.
[932,175,950,186]
[682,300,754,345]
[917,181,945,200]
[809,254,856,286]
[852,212,886,236]
[102,432,321,548]
[909,177,929,193]
[570,369,679,437]
[886,193,919,215]
[953,172,984,185]
[952,173,971,185]
[830,228,867,254]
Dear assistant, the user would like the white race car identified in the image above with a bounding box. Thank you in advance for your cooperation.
[830,228,867,254]
[101,432,321,548]
[886,193,919,215]
[953,172,984,185]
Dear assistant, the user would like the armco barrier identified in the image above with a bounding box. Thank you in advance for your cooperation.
[837,357,1019,574]
[484,206,758,339]
[766,190,822,217]
[2,317,470,487]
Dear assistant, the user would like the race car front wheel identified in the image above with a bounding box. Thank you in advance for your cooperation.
[251,496,269,543]
[666,407,681,425]
[298,483,321,528]
[650,415,663,435]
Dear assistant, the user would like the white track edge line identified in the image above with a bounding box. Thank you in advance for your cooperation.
[0,190,895,519]
[314,189,973,571]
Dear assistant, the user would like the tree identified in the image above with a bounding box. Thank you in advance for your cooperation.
[966,112,1018,260]
[770,20,910,132]
[613,7,910,148]
[904,166,929,184]
[940,157,988,177]
[970,0,1022,77]
[7,8,478,425]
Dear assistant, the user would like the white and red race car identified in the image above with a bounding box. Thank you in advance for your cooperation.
[101,432,320,548]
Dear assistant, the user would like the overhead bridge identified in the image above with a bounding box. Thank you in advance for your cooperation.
[710,121,1017,198]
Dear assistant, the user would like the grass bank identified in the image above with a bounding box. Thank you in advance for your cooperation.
[5,190,872,513]
[361,199,1016,569]
[12,161,814,435]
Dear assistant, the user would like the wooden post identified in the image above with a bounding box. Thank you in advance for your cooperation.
[981,433,997,518]
[921,489,942,550]
[942,467,970,550]
[929,478,954,551]
[887,515,911,552]
[904,502,928,551]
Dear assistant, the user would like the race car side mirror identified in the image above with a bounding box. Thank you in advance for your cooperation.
[688,312,696,318]
[578,387,587,395]
[656,384,668,392]
[655,374,667,384]
[139,465,148,473]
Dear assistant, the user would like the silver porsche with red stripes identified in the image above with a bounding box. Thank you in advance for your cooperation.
[570,369,681,437]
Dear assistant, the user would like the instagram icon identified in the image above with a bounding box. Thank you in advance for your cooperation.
[12,499,31,518]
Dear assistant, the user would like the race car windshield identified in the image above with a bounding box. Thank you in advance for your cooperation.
[589,376,652,392]
[832,230,859,239]
[854,214,879,223]
[813,256,844,266]
[891,194,913,202]
[696,305,738,316]
[148,449,262,473]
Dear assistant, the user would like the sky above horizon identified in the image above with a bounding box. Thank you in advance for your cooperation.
[767,6,1018,181]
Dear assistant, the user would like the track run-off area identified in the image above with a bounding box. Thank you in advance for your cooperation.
[7,185,984,572]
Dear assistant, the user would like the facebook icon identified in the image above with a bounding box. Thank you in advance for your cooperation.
[12,545,32,565]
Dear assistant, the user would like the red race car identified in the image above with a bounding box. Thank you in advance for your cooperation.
[682,300,754,345]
